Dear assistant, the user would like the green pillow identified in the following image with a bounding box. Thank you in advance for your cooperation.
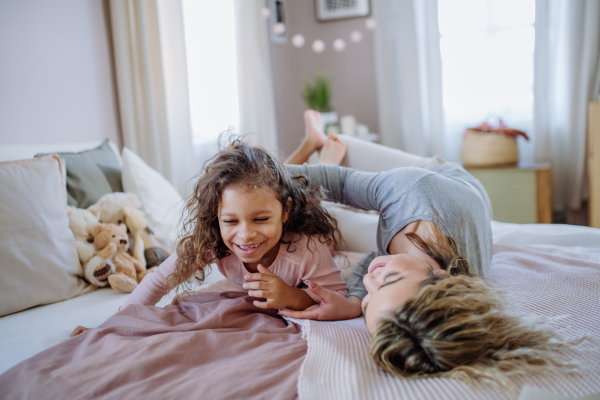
[36,140,123,208]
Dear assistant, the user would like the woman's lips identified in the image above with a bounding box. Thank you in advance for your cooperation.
[368,262,387,274]
[235,242,263,255]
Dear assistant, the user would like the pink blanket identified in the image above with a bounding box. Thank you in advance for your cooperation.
[0,285,306,400]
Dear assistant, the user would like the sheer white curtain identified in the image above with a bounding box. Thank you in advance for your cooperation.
[438,0,536,164]
[371,0,444,156]
[109,0,194,196]
[233,0,278,153]
[534,0,600,211]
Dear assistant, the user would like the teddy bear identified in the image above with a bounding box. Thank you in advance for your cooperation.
[123,207,171,269]
[87,192,142,227]
[66,206,100,270]
[87,191,170,249]
[88,223,148,293]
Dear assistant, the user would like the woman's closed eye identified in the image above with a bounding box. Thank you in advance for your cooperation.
[255,218,269,222]
[382,271,398,281]
[379,272,402,290]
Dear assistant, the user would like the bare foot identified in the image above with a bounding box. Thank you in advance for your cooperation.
[304,110,326,151]
[318,132,346,165]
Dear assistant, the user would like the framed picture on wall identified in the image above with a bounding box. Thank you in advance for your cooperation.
[315,0,371,22]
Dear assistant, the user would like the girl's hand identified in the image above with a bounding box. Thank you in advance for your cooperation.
[244,265,315,311]
[70,325,90,337]
[278,282,363,321]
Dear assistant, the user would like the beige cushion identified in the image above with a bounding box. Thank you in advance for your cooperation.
[121,148,184,251]
[0,155,93,317]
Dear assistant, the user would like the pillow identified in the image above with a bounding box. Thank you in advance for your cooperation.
[36,139,123,208]
[121,148,184,250]
[0,155,93,317]
[323,202,379,254]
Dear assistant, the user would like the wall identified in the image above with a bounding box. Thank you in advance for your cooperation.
[269,0,378,157]
[0,0,121,147]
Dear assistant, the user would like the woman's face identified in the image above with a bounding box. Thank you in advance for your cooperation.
[361,253,445,333]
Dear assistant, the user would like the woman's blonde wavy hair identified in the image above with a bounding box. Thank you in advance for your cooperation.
[167,138,342,292]
[369,276,572,388]
[369,223,574,388]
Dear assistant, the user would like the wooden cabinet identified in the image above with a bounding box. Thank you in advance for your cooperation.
[590,101,600,228]
[466,164,552,224]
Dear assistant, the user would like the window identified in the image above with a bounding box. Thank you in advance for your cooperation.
[438,0,535,162]
[182,0,239,145]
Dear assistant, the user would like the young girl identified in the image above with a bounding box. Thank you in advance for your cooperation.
[115,140,345,313]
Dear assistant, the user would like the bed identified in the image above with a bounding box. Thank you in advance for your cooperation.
[0,140,599,400]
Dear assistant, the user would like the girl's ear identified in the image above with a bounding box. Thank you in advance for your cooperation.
[282,197,292,223]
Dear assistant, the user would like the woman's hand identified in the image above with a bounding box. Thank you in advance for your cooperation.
[70,325,90,337]
[244,265,315,311]
[278,282,363,321]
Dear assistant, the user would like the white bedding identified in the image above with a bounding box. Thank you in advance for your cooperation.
[2,221,599,376]
[491,221,600,263]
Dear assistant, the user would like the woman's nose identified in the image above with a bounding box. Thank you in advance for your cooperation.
[362,273,376,293]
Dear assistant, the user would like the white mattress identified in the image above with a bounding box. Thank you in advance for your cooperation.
[1,222,599,375]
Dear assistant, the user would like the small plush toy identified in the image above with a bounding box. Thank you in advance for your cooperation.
[87,192,142,227]
[88,192,172,256]
[123,207,171,269]
[91,223,148,293]
[87,192,145,261]
[66,206,99,267]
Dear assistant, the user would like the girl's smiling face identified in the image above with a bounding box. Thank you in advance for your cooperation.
[361,253,446,333]
[218,185,291,272]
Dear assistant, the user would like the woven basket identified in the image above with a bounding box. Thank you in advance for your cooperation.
[461,129,519,167]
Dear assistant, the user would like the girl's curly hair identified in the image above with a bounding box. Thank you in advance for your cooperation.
[167,138,342,292]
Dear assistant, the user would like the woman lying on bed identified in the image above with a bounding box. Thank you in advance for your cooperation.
[280,111,569,384]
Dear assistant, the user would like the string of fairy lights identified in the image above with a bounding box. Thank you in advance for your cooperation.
[261,7,377,53]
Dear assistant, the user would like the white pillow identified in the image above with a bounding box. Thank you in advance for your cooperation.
[0,155,93,317]
[121,148,184,250]
[323,202,379,254]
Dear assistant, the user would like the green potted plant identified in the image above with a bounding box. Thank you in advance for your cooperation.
[302,72,337,126]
